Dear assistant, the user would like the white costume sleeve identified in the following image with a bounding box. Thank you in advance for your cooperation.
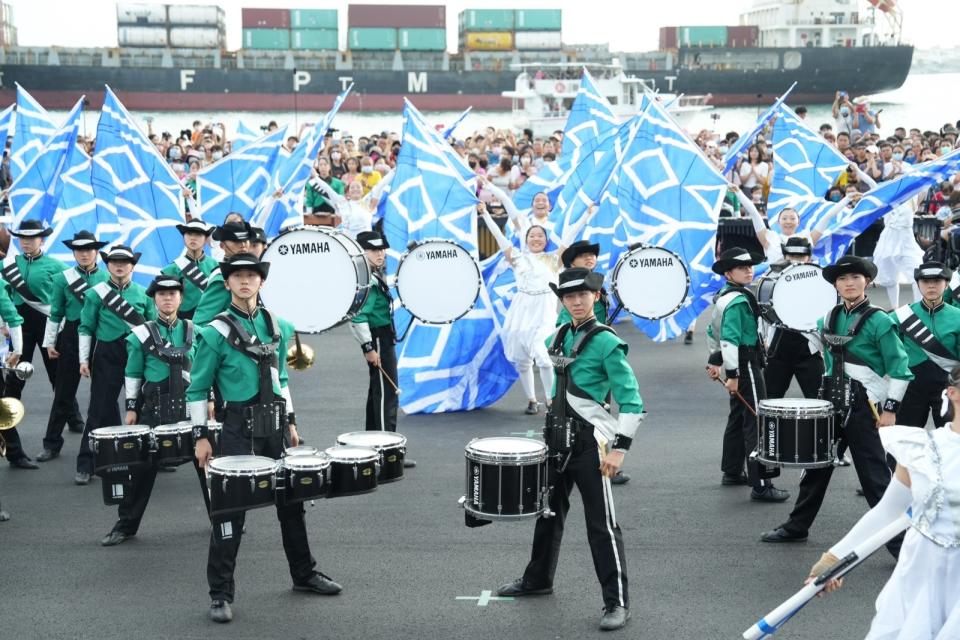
[79,334,92,365]
[737,191,767,235]
[281,385,294,415]
[42,318,60,349]
[311,177,348,208]
[365,169,394,202]
[189,400,209,428]
[8,325,22,355]
[829,476,912,558]
[484,181,525,226]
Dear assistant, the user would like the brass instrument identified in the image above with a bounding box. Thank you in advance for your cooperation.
[1,362,34,380]
[286,334,315,371]
[0,396,25,458]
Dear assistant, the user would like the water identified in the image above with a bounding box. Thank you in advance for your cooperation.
[60,71,959,143]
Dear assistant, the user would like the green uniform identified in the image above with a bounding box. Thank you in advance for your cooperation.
[1,253,67,309]
[707,283,761,377]
[890,300,960,369]
[48,266,109,324]
[125,318,196,385]
[161,254,218,314]
[192,269,229,326]
[0,282,24,328]
[79,280,155,343]
[352,275,392,330]
[305,176,344,212]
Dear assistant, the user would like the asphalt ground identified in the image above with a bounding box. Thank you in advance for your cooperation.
[0,290,906,640]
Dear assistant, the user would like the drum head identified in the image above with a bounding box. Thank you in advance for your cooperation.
[396,240,481,324]
[282,454,330,470]
[91,425,150,437]
[324,445,379,463]
[769,264,836,331]
[613,247,689,320]
[337,431,406,449]
[759,398,834,412]
[466,436,547,460]
[261,227,366,334]
[208,455,278,475]
[154,421,192,434]
[285,445,319,457]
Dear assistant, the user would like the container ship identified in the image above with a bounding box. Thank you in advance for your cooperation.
[0,0,913,114]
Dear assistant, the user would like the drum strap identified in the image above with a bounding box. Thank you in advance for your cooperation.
[894,306,960,372]
[91,282,146,329]
[175,255,209,291]
[548,320,614,419]
[1,255,50,315]
[823,304,882,374]
[212,308,280,406]
[63,267,94,304]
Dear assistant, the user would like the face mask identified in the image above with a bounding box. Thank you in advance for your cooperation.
[468,161,477,169]
[942,146,952,154]
[718,144,729,154]
[212,151,223,160]
[169,148,182,160]
[331,152,341,161]
[362,166,373,174]
[840,108,850,117]
[521,157,531,166]
[892,152,903,161]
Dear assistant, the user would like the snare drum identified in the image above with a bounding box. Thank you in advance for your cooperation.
[207,455,279,517]
[324,445,379,497]
[756,262,837,332]
[336,431,407,482]
[260,226,369,333]
[153,421,194,467]
[462,437,548,520]
[89,425,152,474]
[278,455,330,505]
[757,398,835,468]
[611,246,689,320]
[284,445,319,457]
[396,239,481,324]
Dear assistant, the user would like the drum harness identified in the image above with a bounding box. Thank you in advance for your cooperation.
[894,305,960,374]
[174,255,210,291]
[133,319,195,425]
[820,304,882,427]
[545,318,614,474]
[1,256,51,316]
[90,281,147,330]
[709,284,768,370]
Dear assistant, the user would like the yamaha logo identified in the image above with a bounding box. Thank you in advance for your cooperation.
[629,259,638,267]
[278,242,330,256]
[278,245,289,256]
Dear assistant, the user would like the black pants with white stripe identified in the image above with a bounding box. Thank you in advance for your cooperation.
[76,338,126,475]
[523,429,629,610]
[365,325,398,432]
[43,320,87,452]
[720,358,769,489]
[897,360,947,429]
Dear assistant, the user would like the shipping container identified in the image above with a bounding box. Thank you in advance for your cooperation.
[117,3,167,26]
[459,9,514,32]
[243,28,290,50]
[290,8,338,29]
[514,30,562,50]
[514,9,562,31]
[118,25,169,47]
[726,25,759,48]
[678,25,728,47]
[659,26,677,50]
[348,4,444,29]
[348,27,397,50]
[399,27,445,51]
[462,31,513,51]
[291,28,338,51]
[169,26,222,48]
[167,5,224,26]
[241,8,290,29]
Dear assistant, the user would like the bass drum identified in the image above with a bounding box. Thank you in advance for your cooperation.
[612,245,689,320]
[395,239,481,324]
[260,226,369,334]
[756,262,836,332]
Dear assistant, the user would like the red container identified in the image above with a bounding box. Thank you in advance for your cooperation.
[241,8,290,29]
[726,25,759,48]
[659,26,677,50]
[348,4,445,29]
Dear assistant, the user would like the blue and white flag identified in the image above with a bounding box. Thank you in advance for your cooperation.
[721,82,796,175]
[0,104,14,159]
[91,86,185,284]
[195,126,287,226]
[382,100,515,413]
[9,97,84,227]
[442,106,472,140]
[233,120,260,151]
[10,84,57,181]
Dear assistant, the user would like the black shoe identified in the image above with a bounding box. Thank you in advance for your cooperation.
[74,472,91,485]
[600,606,631,631]
[721,473,750,486]
[833,456,851,467]
[36,449,60,462]
[497,578,553,597]
[208,600,233,623]
[101,530,132,547]
[9,457,39,470]
[68,423,85,434]
[0,509,9,522]
[750,486,790,503]
[683,330,694,345]
[403,459,417,468]
[156,465,177,473]
[760,526,808,543]
[610,471,630,485]
[856,487,865,497]
[293,573,342,595]
[524,401,539,415]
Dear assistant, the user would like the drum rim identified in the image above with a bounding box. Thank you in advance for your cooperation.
[336,431,407,449]
[260,225,370,335]
[284,445,320,456]
[324,445,380,463]
[207,455,279,475]
[758,397,835,417]
[395,237,482,325]
[465,436,548,463]
[282,454,331,470]
[90,425,151,437]
[153,421,193,433]
[611,245,690,320]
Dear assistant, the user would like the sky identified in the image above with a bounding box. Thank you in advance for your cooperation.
[7,0,958,53]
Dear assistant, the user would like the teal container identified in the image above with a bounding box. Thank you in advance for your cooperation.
[290,9,338,30]
[348,27,397,50]
[459,9,514,32]
[514,9,562,31]
[243,28,290,50]
[678,25,728,47]
[291,28,338,50]
[398,27,445,51]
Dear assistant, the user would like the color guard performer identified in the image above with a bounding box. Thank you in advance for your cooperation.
[189,253,340,624]
[192,221,252,326]
[706,247,789,502]
[497,268,642,631]
[761,255,912,549]
[161,220,217,321]
[75,246,155,485]
[101,275,194,546]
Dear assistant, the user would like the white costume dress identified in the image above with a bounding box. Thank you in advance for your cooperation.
[502,251,560,371]
[312,170,393,240]
[873,203,924,307]
[866,426,960,639]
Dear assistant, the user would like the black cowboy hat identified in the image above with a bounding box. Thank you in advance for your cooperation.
[561,240,600,268]
[711,247,765,275]
[99,245,142,264]
[357,230,389,251]
[549,268,604,298]
[62,230,108,251]
[211,221,251,243]
[176,219,214,236]
[146,274,184,298]
[913,261,952,282]
[10,219,53,238]
[219,252,270,280]
[249,226,267,245]
[822,255,878,284]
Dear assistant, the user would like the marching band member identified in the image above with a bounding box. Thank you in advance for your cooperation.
[761,255,912,548]
[706,247,790,502]
[249,226,268,259]
[161,220,217,321]
[189,253,340,624]
[480,202,595,415]
[890,261,960,429]
[806,366,960,638]
[557,240,608,325]
[0,282,25,468]
[497,267,643,632]
[74,246,155,486]
[101,275,194,547]
[740,188,848,264]
[192,222,252,326]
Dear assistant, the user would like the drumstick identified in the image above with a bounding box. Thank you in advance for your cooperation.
[868,400,882,424]
[377,363,402,396]
[714,378,758,417]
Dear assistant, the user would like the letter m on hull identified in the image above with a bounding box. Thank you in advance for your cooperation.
[408,72,428,93]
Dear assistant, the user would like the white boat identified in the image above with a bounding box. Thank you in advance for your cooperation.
[501,61,712,137]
